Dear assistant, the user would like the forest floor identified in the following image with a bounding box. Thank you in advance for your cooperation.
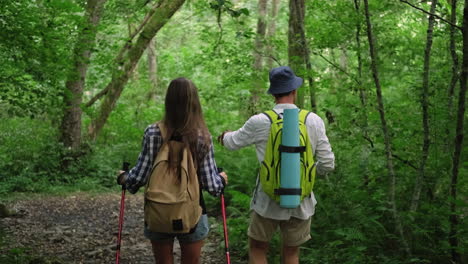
[0,192,226,263]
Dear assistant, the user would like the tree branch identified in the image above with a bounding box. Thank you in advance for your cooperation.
[400,0,462,30]
[85,1,163,108]
[313,51,362,86]
[84,85,110,107]
[116,1,163,62]
[253,47,282,66]
[363,135,374,148]
[87,0,186,140]
[392,154,418,170]
[361,135,418,170]
[213,7,223,51]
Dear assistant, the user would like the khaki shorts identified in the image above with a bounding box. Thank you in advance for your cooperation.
[247,211,311,247]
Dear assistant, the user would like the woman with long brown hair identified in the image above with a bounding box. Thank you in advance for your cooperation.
[118,77,228,264]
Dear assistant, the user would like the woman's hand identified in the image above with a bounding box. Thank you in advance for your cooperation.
[219,171,228,186]
[116,170,126,185]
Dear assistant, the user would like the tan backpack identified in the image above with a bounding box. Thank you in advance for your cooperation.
[144,122,202,233]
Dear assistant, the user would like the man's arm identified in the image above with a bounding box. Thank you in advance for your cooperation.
[219,114,267,150]
[310,116,335,175]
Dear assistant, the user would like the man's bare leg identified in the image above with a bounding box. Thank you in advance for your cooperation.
[281,245,299,264]
[249,238,269,264]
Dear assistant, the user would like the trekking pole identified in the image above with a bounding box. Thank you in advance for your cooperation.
[116,162,130,264]
[218,168,231,264]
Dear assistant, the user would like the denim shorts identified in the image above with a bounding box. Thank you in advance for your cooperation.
[144,214,209,243]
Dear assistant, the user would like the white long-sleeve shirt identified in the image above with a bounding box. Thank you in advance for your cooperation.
[223,104,335,220]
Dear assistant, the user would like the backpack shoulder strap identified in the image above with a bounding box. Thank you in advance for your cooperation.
[262,110,281,124]
[156,121,167,141]
[157,121,199,170]
[299,109,311,124]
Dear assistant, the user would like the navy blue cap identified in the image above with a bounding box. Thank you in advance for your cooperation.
[267,66,303,95]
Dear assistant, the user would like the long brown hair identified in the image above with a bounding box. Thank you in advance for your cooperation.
[162,77,210,167]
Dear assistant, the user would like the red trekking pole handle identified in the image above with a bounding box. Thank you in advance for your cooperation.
[116,162,130,264]
[218,167,231,264]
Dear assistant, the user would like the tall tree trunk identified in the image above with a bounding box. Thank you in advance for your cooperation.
[87,0,185,140]
[249,0,268,115]
[60,0,107,150]
[253,0,268,71]
[448,0,460,151]
[127,22,140,82]
[354,0,366,107]
[354,0,370,187]
[288,0,315,111]
[449,0,460,111]
[363,0,411,256]
[304,42,316,112]
[288,0,306,108]
[449,1,468,262]
[410,0,437,213]
[266,0,280,69]
[147,37,159,100]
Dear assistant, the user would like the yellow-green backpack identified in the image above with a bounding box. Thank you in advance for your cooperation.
[259,109,317,203]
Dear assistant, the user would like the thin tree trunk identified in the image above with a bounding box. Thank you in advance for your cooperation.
[303,36,315,112]
[448,0,460,116]
[354,0,369,187]
[288,0,306,108]
[363,0,411,256]
[354,0,365,106]
[147,37,158,100]
[250,0,268,115]
[286,0,315,111]
[254,0,268,70]
[87,0,185,140]
[266,0,280,69]
[306,57,316,112]
[60,0,107,150]
[116,1,163,63]
[293,0,315,111]
[127,22,146,83]
[128,22,140,81]
[410,0,437,213]
[449,1,468,262]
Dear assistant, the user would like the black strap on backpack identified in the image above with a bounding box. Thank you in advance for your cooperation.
[274,188,302,195]
[278,145,306,153]
[263,109,308,155]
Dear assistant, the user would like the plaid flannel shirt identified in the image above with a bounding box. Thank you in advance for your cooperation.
[124,124,225,196]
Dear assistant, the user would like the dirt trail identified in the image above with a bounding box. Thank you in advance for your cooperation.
[0,192,225,263]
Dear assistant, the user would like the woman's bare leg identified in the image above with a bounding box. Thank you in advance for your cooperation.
[180,240,204,264]
[151,240,174,264]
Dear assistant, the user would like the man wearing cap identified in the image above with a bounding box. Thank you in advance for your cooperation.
[217,66,335,264]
